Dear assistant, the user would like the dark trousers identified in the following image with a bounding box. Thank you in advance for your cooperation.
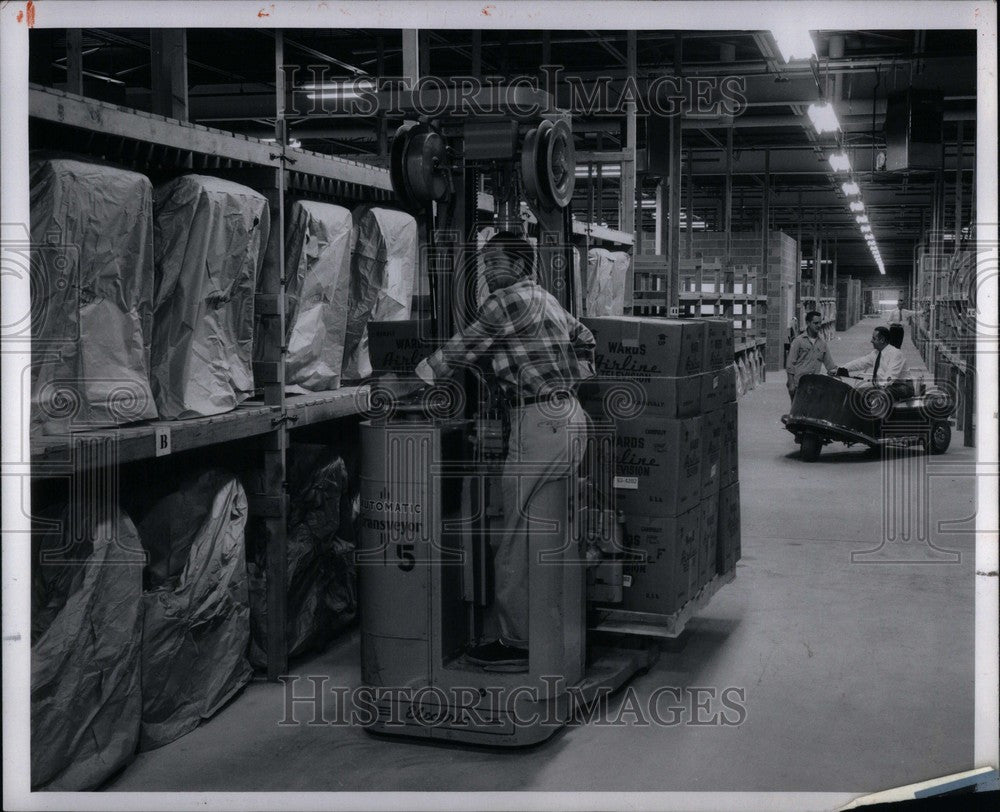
[856,380,915,416]
[885,379,915,401]
[888,323,904,349]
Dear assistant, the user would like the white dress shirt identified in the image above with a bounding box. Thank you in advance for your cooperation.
[886,307,918,324]
[843,344,910,385]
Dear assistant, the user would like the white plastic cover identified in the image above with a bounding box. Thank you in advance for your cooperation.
[283,201,354,392]
[586,247,630,316]
[136,469,252,751]
[151,175,269,418]
[31,503,144,790]
[247,444,357,668]
[29,157,158,434]
[341,207,418,380]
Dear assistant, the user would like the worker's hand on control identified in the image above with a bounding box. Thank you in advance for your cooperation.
[836,367,850,377]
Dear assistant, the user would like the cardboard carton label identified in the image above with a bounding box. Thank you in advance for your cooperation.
[584,316,705,379]
[620,508,701,614]
[614,476,639,490]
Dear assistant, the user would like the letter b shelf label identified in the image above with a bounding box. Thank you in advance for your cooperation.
[155,428,172,457]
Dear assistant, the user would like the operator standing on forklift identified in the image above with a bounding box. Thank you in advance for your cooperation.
[401,231,596,671]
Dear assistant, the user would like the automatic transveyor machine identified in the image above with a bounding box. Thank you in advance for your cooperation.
[357,86,731,746]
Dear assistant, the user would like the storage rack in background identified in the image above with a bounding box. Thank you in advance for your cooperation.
[797,281,837,341]
[835,277,863,331]
[912,243,976,446]
[628,254,768,370]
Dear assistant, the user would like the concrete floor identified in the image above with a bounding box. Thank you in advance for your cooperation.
[108,319,976,794]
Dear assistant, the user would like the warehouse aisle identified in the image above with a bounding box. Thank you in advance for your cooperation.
[108,318,975,794]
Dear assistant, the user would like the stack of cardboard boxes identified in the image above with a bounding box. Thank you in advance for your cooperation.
[580,316,741,617]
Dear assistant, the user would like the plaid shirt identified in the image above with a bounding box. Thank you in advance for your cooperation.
[422,278,596,399]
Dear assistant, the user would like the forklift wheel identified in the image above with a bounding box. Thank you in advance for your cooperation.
[800,433,822,462]
[929,421,952,454]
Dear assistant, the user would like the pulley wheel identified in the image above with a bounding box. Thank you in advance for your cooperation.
[521,119,575,209]
[390,122,451,208]
[532,120,557,207]
[389,122,420,207]
[520,124,544,205]
[543,119,575,208]
[404,130,450,202]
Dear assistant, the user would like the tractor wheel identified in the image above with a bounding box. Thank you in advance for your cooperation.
[928,421,952,454]
[800,433,823,462]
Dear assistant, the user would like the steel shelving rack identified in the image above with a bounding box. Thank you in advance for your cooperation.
[28,80,392,681]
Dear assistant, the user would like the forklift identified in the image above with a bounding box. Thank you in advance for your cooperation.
[356,86,724,746]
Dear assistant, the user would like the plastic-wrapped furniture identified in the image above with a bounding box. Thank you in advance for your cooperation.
[31,503,144,790]
[151,175,269,418]
[135,469,252,750]
[247,444,357,668]
[29,157,158,434]
[341,207,418,380]
[586,248,630,316]
[282,200,354,391]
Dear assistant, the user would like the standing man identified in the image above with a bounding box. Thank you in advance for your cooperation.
[885,295,922,349]
[412,231,596,671]
[837,325,914,402]
[785,310,838,404]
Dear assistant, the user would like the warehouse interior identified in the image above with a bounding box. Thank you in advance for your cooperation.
[15,18,986,801]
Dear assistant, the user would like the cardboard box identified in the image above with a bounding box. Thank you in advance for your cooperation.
[717,482,741,575]
[609,416,702,518]
[700,364,738,413]
[700,493,719,589]
[588,559,623,604]
[580,374,702,420]
[584,316,706,379]
[620,508,701,615]
[703,318,735,371]
[367,319,437,373]
[700,409,722,497]
[720,401,739,488]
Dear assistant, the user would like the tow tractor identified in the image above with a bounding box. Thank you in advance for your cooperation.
[782,373,955,462]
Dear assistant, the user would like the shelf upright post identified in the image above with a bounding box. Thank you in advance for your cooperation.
[832,240,838,320]
[263,30,290,682]
[621,32,638,242]
[66,29,83,96]
[666,35,683,316]
[376,35,388,160]
[596,132,605,232]
[150,29,190,169]
[812,227,820,311]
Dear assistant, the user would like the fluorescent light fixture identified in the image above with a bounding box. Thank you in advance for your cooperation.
[849,200,864,212]
[856,215,869,225]
[575,165,622,178]
[303,78,377,101]
[301,79,375,92]
[828,152,851,172]
[842,181,860,196]
[771,28,817,62]
[807,102,840,133]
